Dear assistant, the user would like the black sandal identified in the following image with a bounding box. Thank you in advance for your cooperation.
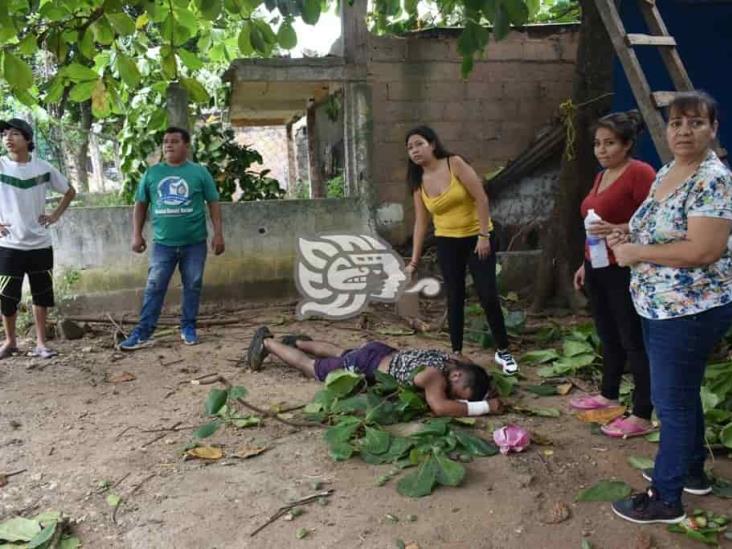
[0,345,19,360]
[247,326,273,371]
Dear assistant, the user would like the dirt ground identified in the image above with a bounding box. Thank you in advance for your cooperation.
[1,300,731,549]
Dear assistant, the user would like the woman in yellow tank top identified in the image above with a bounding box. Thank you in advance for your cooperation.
[404,126,518,375]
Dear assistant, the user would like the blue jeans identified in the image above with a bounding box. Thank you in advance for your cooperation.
[643,302,732,504]
[135,241,207,338]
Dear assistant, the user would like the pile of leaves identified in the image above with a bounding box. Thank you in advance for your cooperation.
[522,324,600,379]
[304,370,500,497]
[668,509,729,546]
[0,511,79,549]
[702,361,732,450]
[192,384,259,440]
[464,301,527,349]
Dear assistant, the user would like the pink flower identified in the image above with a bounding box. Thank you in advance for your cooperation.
[492,424,530,455]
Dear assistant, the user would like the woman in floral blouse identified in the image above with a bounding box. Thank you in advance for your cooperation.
[608,91,732,525]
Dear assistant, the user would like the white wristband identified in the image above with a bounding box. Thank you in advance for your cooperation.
[460,400,490,416]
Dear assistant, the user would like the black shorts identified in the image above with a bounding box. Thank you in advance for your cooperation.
[0,246,55,316]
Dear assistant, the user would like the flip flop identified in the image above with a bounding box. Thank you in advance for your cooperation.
[0,345,19,360]
[247,326,273,371]
[28,346,58,359]
[600,416,655,438]
[569,394,618,411]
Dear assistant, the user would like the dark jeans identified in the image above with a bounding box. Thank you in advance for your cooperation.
[135,241,208,338]
[584,261,652,419]
[436,233,508,352]
[643,302,732,504]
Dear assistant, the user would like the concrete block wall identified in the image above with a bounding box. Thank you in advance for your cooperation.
[366,25,579,243]
[51,199,373,313]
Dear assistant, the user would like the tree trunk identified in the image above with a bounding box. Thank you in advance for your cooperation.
[73,100,92,193]
[531,0,615,312]
[89,131,104,192]
[166,82,190,131]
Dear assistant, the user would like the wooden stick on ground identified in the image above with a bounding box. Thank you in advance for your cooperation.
[250,489,334,537]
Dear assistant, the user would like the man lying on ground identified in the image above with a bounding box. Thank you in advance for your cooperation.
[246,327,503,417]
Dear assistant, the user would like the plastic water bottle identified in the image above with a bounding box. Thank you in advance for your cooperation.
[585,209,609,268]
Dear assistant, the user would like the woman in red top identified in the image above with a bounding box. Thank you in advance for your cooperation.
[570,111,656,438]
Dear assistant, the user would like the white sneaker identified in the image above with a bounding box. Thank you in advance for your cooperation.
[494,349,518,375]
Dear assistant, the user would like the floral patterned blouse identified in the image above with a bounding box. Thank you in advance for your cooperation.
[629,151,732,319]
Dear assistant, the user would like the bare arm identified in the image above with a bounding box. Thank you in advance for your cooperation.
[612,217,732,268]
[40,185,76,226]
[416,368,469,417]
[452,156,491,235]
[131,201,148,253]
[208,201,225,255]
[409,190,430,267]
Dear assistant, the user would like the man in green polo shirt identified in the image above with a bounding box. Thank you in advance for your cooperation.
[119,126,224,350]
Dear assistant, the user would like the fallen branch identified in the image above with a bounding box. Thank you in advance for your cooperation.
[106,313,127,340]
[67,315,252,328]
[250,489,334,537]
[140,421,182,448]
[198,375,321,429]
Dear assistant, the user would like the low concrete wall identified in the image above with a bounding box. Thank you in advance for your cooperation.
[51,198,374,313]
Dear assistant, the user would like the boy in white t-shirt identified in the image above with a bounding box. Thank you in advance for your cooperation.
[0,118,76,359]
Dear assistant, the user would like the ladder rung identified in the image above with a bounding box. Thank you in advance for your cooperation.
[651,91,679,108]
[625,33,677,47]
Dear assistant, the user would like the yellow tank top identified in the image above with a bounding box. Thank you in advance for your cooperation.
[420,165,492,238]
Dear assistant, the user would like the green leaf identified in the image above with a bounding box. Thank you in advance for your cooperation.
[563,339,594,357]
[434,452,466,487]
[3,52,33,91]
[69,80,98,102]
[180,77,210,104]
[396,456,438,497]
[149,108,168,130]
[0,517,41,542]
[627,456,654,470]
[324,370,362,398]
[205,388,229,415]
[575,480,632,502]
[229,385,248,400]
[501,0,530,25]
[178,48,204,71]
[238,22,254,55]
[295,527,309,539]
[492,3,510,41]
[79,30,95,59]
[161,50,178,79]
[28,522,57,549]
[300,0,321,24]
[413,418,450,437]
[645,431,660,443]
[492,371,518,397]
[328,441,354,461]
[59,536,82,549]
[454,430,499,456]
[361,427,391,455]
[526,406,561,418]
[106,493,122,507]
[32,511,61,527]
[277,20,297,49]
[521,349,559,364]
[196,0,223,20]
[194,419,221,439]
[106,12,136,35]
[720,423,732,449]
[524,384,557,397]
[231,415,261,428]
[373,370,400,393]
[116,53,141,88]
[65,63,99,82]
[325,416,361,444]
[18,35,38,56]
[581,539,593,549]
[91,18,115,45]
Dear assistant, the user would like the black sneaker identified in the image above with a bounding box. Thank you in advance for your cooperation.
[640,468,713,496]
[612,487,685,524]
[247,326,273,371]
[281,334,313,347]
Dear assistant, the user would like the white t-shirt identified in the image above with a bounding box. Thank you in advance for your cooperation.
[0,155,70,250]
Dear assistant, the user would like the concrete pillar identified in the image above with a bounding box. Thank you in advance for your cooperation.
[342,80,372,201]
[307,105,325,198]
[285,122,297,193]
[166,82,189,130]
